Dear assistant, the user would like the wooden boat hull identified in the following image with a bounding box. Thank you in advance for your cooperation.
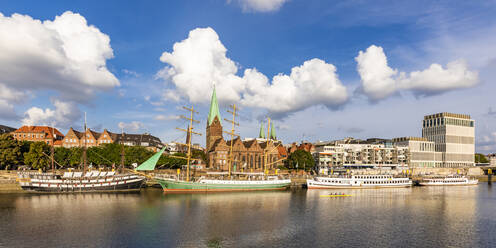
[19,177,145,193]
[156,178,291,193]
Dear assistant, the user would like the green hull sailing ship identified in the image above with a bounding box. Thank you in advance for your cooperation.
[155,176,291,193]
[137,86,291,193]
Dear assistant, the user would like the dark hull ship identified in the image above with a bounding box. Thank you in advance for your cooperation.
[17,171,145,192]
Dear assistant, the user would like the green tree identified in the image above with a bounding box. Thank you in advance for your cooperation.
[0,134,22,170]
[192,149,208,164]
[54,147,72,168]
[124,146,154,167]
[99,143,122,165]
[157,152,187,169]
[475,153,489,163]
[69,147,82,167]
[19,140,33,162]
[286,150,315,171]
[24,142,50,170]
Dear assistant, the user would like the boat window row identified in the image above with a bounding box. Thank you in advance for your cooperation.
[363,180,409,184]
[426,179,466,183]
[321,179,343,183]
[354,175,392,179]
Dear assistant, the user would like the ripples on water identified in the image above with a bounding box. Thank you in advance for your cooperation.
[0,185,495,248]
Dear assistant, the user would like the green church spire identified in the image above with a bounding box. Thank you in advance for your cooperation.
[259,122,265,139]
[270,122,276,140]
[207,85,222,126]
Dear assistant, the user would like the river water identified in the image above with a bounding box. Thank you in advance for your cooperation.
[1,185,495,248]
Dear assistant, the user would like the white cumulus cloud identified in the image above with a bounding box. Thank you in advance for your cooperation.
[154,115,180,121]
[230,0,288,12]
[118,121,144,132]
[0,11,119,124]
[22,100,81,128]
[156,27,348,118]
[0,84,25,118]
[355,45,478,101]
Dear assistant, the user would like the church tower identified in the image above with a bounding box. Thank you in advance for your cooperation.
[206,86,223,151]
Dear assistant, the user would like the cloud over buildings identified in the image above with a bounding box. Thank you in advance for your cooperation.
[22,100,81,128]
[118,121,144,132]
[0,11,119,126]
[355,45,478,101]
[157,27,348,118]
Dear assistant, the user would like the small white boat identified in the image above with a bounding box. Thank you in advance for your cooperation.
[419,175,478,186]
[307,174,412,189]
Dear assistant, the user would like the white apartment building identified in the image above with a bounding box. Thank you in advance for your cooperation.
[314,138,409,174]
[422,113,475,167]
[392,137,442,168]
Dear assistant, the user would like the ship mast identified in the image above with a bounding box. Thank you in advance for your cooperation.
[176,106,201,182]
[120,127,125,173]
[223,104,239,177]
[51,123,55,174]
[264,117,271,175]
[83,112,87,174]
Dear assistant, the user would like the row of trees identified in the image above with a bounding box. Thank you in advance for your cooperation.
[0,134,204,171]
[475,153,490,163]
[284,150,315,171]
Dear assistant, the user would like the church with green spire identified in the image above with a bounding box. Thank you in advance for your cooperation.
[206,86,223,152]
[258,121,277,141]
[205,86,281,171]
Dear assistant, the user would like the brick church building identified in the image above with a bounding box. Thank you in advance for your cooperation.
[205,87,281,171]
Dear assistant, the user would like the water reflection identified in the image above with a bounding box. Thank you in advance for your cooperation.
[0,185,494,248]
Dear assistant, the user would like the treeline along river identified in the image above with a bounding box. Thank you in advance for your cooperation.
[0,185,495,247]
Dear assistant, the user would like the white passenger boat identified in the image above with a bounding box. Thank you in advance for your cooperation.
[419,175,478,186]
[307,174,412,189]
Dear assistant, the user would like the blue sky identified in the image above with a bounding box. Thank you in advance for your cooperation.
[1,0,496,152]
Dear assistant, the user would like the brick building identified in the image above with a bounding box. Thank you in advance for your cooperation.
[289,142,315,154]
[11,126,64,145]
[62,128,163,151]
[61,128,100,148]
[205,87,280,171]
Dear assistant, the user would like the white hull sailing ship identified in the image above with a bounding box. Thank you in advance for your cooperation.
[17,171,145,192]
[419,175,478,186]
[307,174,412,189]
[17,114,145,193]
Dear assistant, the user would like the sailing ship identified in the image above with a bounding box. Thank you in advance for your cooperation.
[17,115,146,192]
[419,175,478,186]
[307,174,412,189]
[17,171,145,192]
[137,92,291,192]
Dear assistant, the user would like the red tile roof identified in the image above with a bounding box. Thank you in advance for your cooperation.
[13,126,64,138]
[277,146,288,156]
